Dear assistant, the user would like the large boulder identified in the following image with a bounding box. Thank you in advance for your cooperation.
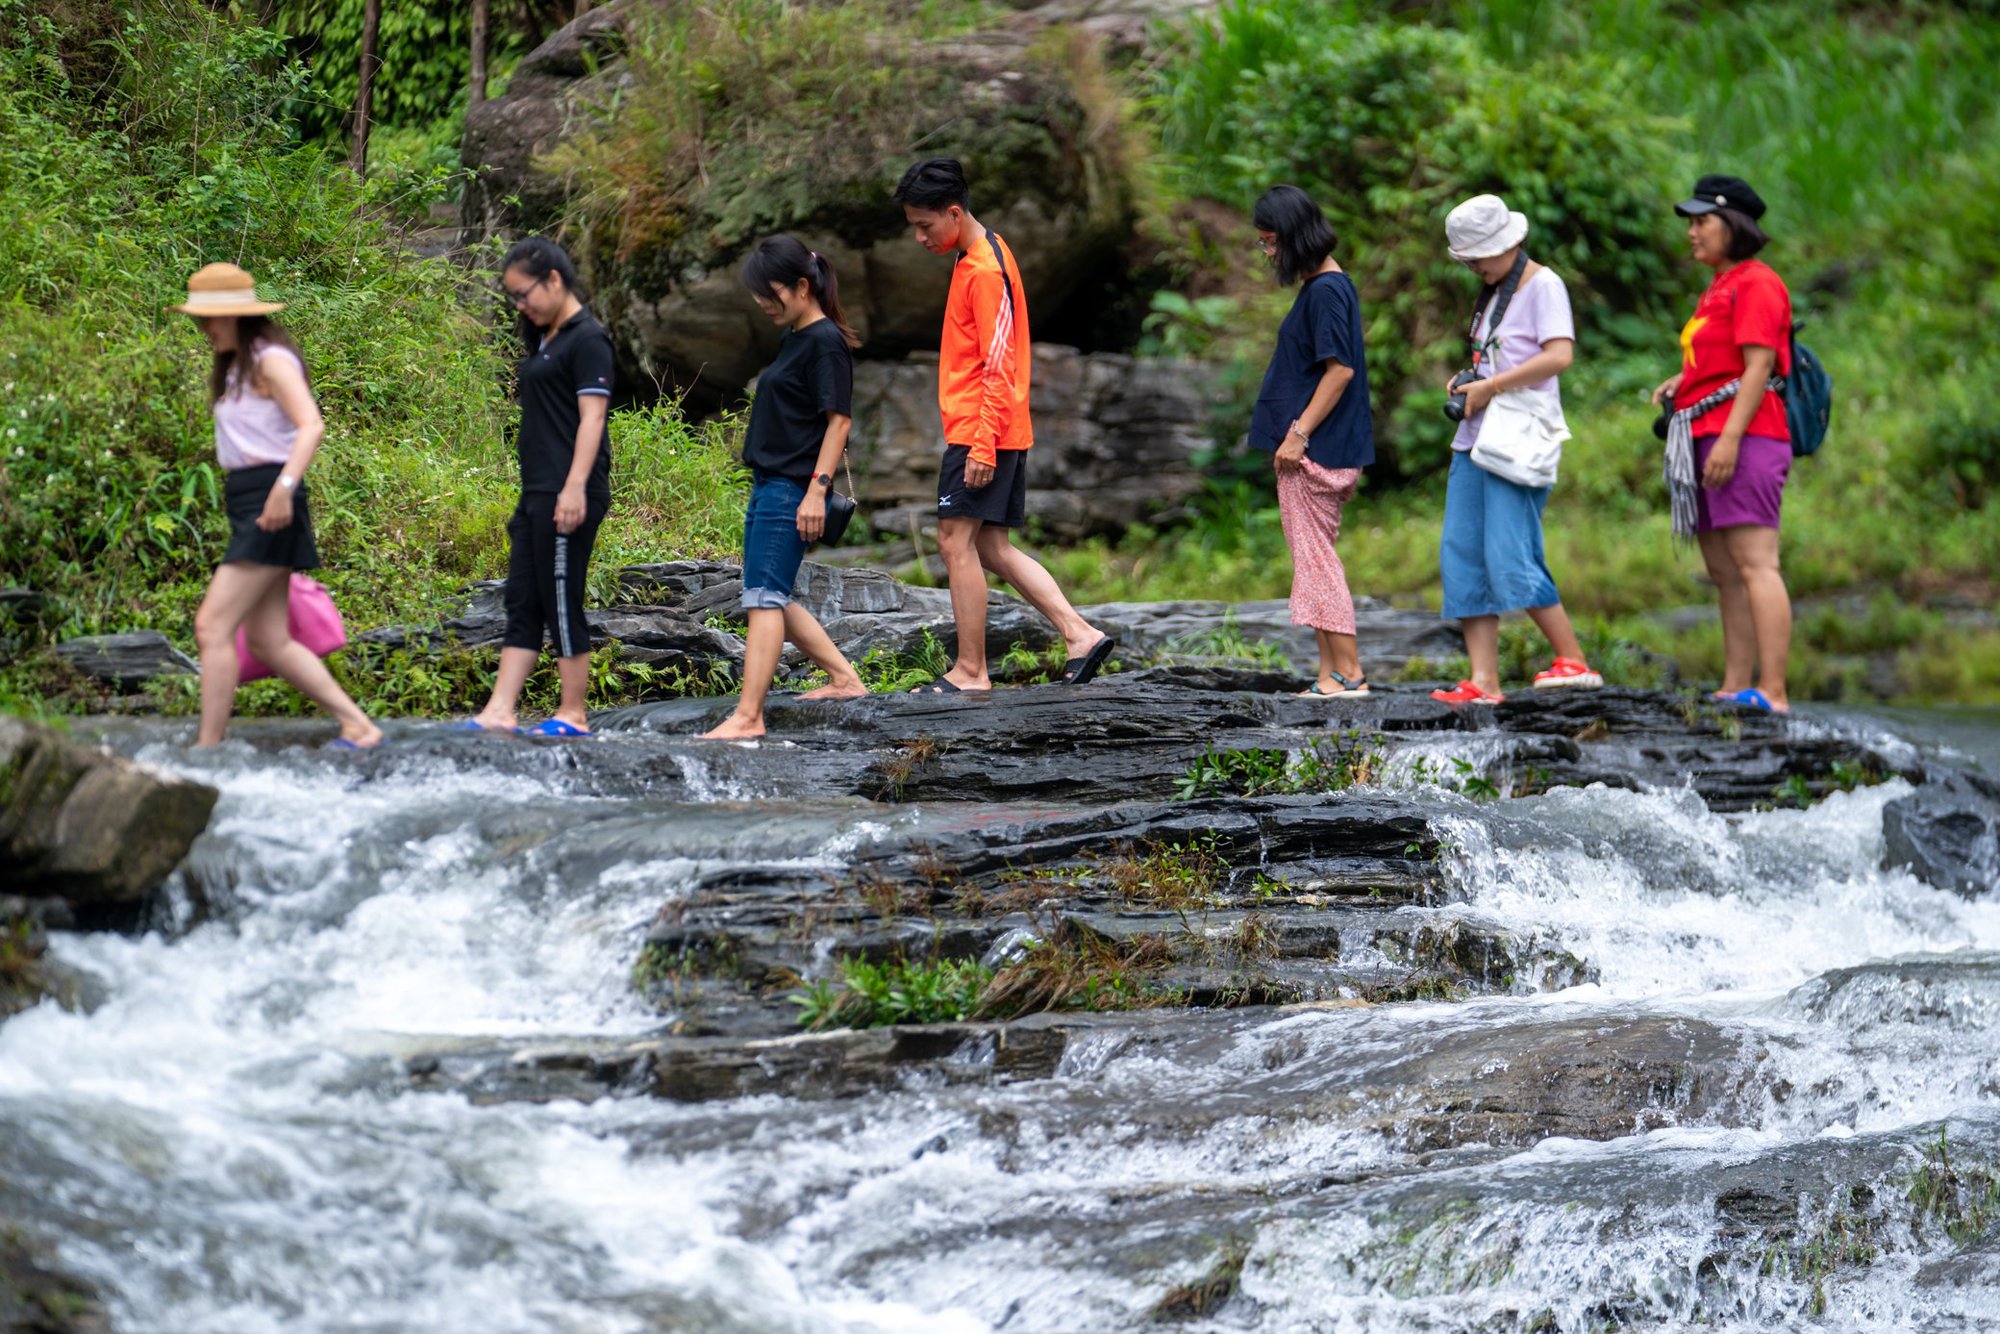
[1883,771,2000,898]
[0,715,218,906]
[460,0,1147,409]
[850,345,1216,540]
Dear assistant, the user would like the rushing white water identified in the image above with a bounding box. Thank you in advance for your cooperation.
[3,715,1998,1332]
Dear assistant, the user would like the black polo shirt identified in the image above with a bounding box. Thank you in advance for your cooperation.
[517,307,614,497]
[742,318,853,481]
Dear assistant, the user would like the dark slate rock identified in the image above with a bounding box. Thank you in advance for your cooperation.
[53,632,195,686]
[1883,770,2000,898]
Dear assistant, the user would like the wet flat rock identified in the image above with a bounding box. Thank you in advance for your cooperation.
[400,1005,1773,1160]
[599,681,1910,813]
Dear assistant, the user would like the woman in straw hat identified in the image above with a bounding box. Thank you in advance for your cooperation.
[175,262,383,749]
[1429,194,1600,707]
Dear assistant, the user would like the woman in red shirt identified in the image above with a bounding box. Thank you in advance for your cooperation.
[1651,174,1794,713]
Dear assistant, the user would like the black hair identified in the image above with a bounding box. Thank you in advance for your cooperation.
[892,157,971,213]
[209,316,310,406]
[501,236,585,344]
[1252,184,1339,286]
[1713,206,1769,260]
[740,235,861,348]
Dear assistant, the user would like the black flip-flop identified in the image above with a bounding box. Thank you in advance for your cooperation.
[1060,635,1116,686]
[910,674,968,695]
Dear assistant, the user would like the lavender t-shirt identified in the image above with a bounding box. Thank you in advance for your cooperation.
[1451,266,1575,452]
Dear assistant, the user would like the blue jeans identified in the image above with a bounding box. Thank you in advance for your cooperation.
[741,474,810,610]
[1439,452,1560,619]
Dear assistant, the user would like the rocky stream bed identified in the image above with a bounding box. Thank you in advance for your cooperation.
[3,605,1999,1331]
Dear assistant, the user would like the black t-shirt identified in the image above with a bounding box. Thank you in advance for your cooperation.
[517,307,614,496]
[741,319,853,481]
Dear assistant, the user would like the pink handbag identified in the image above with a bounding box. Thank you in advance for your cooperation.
[235,574,349,681]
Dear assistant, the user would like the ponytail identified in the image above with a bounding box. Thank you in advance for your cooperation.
[740,235,860,348]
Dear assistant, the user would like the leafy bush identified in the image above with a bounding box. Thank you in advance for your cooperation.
[1148,3,1682,474]
[0,0,749,717]
[264,0,550,138]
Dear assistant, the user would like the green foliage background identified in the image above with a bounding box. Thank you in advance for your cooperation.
[0,0,746,716]
[1,0,1997,711]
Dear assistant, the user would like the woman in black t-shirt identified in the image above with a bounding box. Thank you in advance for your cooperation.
[699,236,868,741]
[1250,185,1374,698]
[463,237,615,737]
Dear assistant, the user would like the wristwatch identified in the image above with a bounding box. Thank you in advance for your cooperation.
[276,474,299,490]
[814,473,833,488]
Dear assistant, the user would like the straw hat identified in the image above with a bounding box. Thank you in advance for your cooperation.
[170,262,285,316]
[1445,194,1529,262]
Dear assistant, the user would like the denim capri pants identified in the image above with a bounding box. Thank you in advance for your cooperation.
[1439,452,1561,619]
[741,473,810,610]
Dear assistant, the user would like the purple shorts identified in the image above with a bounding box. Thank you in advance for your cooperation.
[1695,433,1789,532]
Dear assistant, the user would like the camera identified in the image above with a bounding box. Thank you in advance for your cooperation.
[1442,368,1486,423]
[1651,392,1676,441]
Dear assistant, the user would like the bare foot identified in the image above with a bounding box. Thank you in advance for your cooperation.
[472,711,518,732]
[798,678,867,701]
[698,713,766,741]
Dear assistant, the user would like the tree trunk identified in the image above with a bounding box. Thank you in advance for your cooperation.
[575,0,593,16]
[348,0,382,180]
[468,0,489,111]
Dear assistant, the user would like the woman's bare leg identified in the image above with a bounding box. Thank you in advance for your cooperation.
[1698,530,1756,694]
[193,562,288,746]
[239,574,382,746]
[473,648,539,731]
[1460,614,1502,695]
[783,603,867,700]
[1725,524,1791,710]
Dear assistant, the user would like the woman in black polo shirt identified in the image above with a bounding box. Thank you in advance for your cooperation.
[464,237,614,737]
[698,235,868,741]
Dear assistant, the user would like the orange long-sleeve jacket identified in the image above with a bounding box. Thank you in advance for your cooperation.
[937,230,1033,466]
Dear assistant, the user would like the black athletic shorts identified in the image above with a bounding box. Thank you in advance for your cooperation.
[936,443,1027,528]
[502,490,608,657]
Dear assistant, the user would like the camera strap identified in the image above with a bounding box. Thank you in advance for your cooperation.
[1466,249,1530,372]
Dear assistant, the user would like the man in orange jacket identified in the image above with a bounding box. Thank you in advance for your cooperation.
[892,157,1114,693]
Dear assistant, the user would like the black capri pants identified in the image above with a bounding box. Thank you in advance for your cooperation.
[502,490,609,658]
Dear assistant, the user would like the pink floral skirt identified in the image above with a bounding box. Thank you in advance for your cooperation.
[1276,457,1361,635]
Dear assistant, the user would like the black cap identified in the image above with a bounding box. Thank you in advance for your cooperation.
[1674,174,1767,221]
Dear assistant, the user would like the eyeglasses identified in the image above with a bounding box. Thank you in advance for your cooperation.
[1253,236,1278,256]
[502,273,550,307]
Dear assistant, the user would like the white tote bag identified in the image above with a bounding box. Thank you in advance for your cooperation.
[1470,386,1569,489]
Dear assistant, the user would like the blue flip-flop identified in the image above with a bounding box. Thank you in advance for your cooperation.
[523,718,591,738]
[448,719,517,733]
[323,737,388,752]
[1730,688,1775,712]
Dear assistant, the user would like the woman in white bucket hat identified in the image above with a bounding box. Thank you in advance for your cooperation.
[173,263,382,749]
[1430,196,1600,706]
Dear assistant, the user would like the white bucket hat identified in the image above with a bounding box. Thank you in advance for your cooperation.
[1445,194,1528,261]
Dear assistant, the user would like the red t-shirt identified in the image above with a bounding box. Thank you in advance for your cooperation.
[1678,259,1792,440]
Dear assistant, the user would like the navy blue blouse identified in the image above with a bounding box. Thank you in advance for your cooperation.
[1249,270,1374,470]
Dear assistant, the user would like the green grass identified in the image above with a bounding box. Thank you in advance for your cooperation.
[6,0,1998,713]
[1109,0,2000,701]
[0,0,751,716]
